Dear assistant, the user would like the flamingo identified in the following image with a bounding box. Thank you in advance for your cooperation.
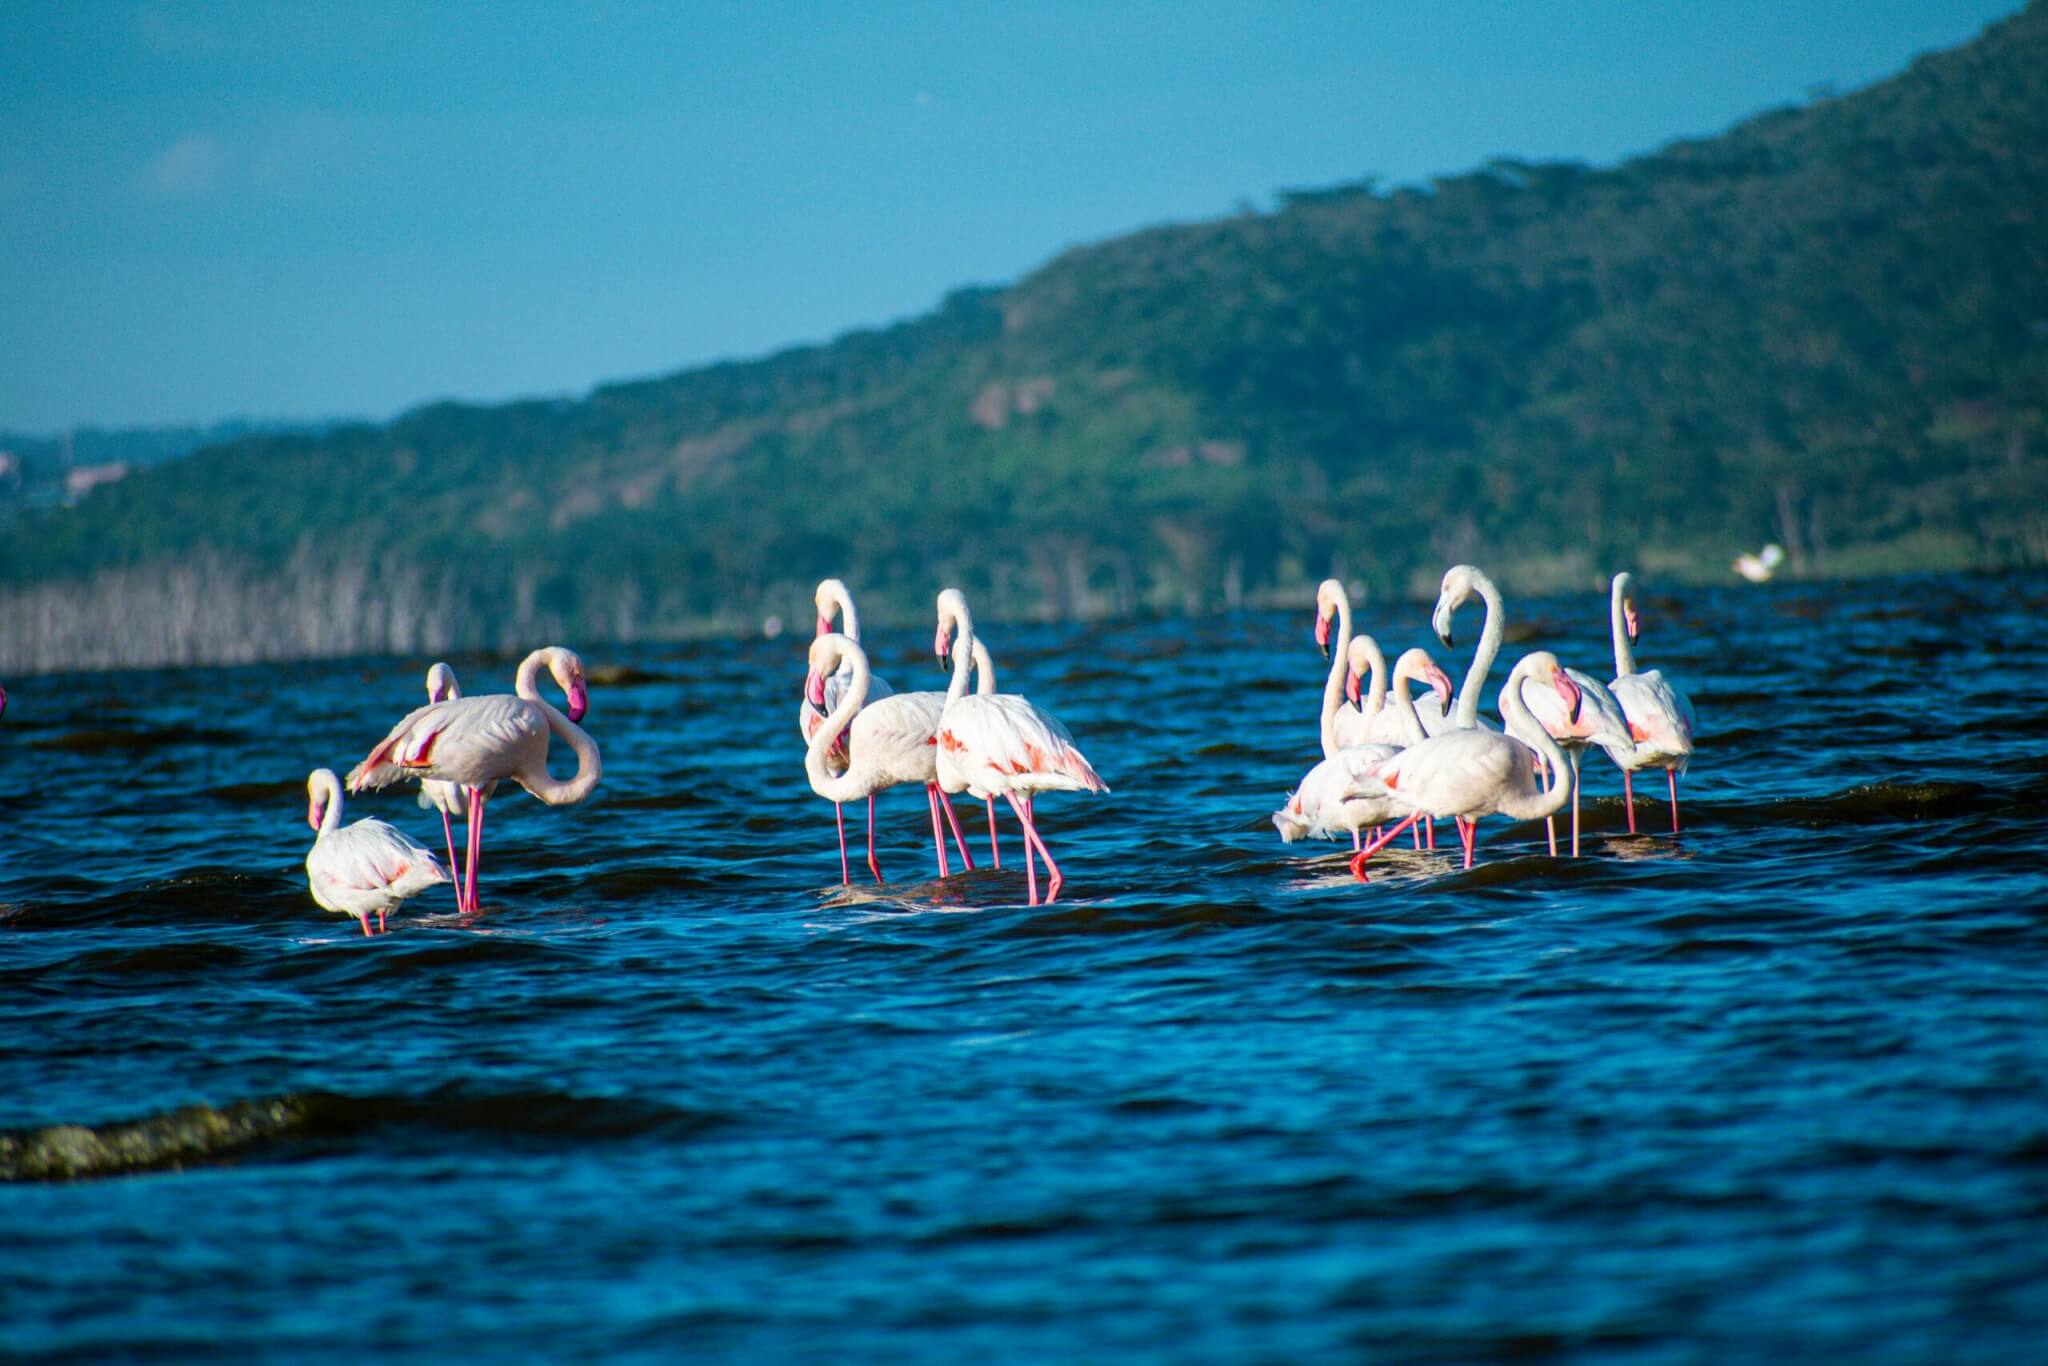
[1274,648,1454,853]
[801,631,988,885]
[1509,659,1635,858]
[933,589,1108,906]
[416,663,472,910]
[1606,572,1698,834]
[801,579,899,879]
[304,768,451,936]
[1311,578,1378,752]
[347,646,601,913]
[1345,651,1580,878]
[1414,564,1505,737]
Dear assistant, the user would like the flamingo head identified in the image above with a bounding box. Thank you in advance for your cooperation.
[1312,579,1342,658]
[426,662,460,704]
[934,623,953,669]
[1538,654,1583,725]
[1623,597,1640,645]
[1344,661,1362,708]
[806,633,850,707]
[547,649,589,723]
[305,769,336,832]
[814,579,849,639]
[1392,648,1453,710]
[1433,564,1481,648]
[804,667,828,710]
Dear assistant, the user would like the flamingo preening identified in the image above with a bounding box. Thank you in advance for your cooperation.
[1346,651,1580,879]
[1606,573,1698,833]
[933,589,1108,906]
[1510,661,1635,858]
[802,631,985,886]
[801,579,899,879]
[304,768,451,935]
[1274,647,1454,853]
[417,663,472,910]
[347,646,601,913]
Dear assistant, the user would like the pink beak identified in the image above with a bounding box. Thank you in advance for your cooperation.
[1427,666,1453,707]
[1553,670,1583,725]
[308,801,324,831]
[934,628,951,664]
[1624,605,1640,643]
[1313,611,1331,657]
[566,684,589,724]
[815,614,833,638]
[806,669,827,709]
[1344,669,1361,707]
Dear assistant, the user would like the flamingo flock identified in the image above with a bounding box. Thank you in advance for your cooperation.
[0,565,1691,935]
[1290,566,1696,880]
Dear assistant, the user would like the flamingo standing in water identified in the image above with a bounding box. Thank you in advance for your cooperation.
[416,663,472,910]
[801,579,897,880]
[1510,660,1635,858]
[304,768,451,935]
[1274,647,1454,853]
[1606,572,1698,834]
[347,646,601,913]
[933,589,1108,906]
[1311,579,1378,752]
[1345,651,1580,878]
[802,631,990,885]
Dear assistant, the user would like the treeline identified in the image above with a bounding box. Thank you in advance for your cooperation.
[3,2,2046,673]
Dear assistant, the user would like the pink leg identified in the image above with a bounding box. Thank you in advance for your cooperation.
[937,786,975,871]
[1625,771,1637,834]
[1463,818,1478,869]
[867,796,884,883]
[1570,752,1582,858]
[1545,816,1557,858]
[835,802,850,885]
[358,914,373,937]
[1412,822,1423,850]
[1007,792,1066,903]
[927,784,950,879]
[1003,793,1040,904]
[441,809,464,912]
[987,799,1001,868]
[377,908,388,934]
[1668,768,1681,834]
[464,788,487,913]
[1427,818,1437,851]
[1353,828,1363,852]
[1349,811,1423,881]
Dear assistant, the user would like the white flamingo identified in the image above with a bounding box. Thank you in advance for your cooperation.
[802,631,988,885]
[799,580,899,870]
[416,663,471,910]
[1414,564,1505,737]
[347,646,601,913]
[1311,578,1377,752]
[304,768,451,936]
[1345,651,1580,878]
[1606,572,1698,834]
[934,589,1108,906]
[1509,658,1635,858]
[1274,647,1453,852]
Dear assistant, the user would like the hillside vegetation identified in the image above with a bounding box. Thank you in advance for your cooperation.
[5,4,2046,672]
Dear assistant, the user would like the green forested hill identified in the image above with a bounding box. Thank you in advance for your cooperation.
[4,4,2045,671]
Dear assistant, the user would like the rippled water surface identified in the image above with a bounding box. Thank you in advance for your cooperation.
[5,573,2048,1360]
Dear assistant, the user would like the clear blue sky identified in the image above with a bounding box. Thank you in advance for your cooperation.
[0,0,2024,432]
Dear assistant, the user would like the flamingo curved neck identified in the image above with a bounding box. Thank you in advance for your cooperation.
[1317,629,1349,759]
[1610,575,1638,678]
[1497,666,1572,821]
[828,583,862,641]
[513,649,551,701]
[1388,671,1430,747]
[1454,574,1505,728]
[944,598,977,701]
[314,773,344,835]
[806,642,871,803]
[521,698,603,806]
[969,640,997,697]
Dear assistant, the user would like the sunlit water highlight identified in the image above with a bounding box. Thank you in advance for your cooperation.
[4,574,2048,1358]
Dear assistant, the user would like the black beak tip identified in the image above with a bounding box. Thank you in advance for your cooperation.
[1437,631,1454,649]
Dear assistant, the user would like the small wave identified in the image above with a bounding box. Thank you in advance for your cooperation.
[30,724,244,753]
[1,1087,731,1182]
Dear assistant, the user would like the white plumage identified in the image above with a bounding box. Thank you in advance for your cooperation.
[304,768,449,935]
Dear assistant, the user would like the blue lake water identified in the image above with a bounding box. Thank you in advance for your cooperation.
[4,573,2048,1359]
